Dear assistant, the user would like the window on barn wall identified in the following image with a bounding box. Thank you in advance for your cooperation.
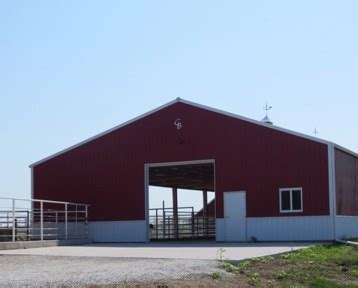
[279,188,303,213]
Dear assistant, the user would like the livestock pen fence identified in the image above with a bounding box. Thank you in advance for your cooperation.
[149,206,215,240]
[0,197,89,242]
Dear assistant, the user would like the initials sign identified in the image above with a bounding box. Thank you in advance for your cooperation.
[174,119,183,130]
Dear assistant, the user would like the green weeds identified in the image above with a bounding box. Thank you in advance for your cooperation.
[247,272,260,286]
[211,272,222,280]
[217,244,358,287]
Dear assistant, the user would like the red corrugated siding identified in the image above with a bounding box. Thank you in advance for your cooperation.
[196,199,216,217]
[335,149,358,216]
[33,102,330,221]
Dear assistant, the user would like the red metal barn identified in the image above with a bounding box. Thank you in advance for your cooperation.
[30,99,358,242]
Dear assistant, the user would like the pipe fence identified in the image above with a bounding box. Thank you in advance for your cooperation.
[149,206,215,240]
[0,197,89,242]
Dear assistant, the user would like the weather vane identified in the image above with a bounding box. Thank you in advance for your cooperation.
[313,128,318,137]
[261,102,273,124]
[264,102,272,117]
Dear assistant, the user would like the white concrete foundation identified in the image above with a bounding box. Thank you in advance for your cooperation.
[89,216,338,243]
[336,216,358,239]
[247,216,334,241]
[216,216,334,242]
[215,218,225,241]
[89,220,147,242]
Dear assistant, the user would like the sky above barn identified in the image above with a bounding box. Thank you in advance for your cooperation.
[0,1,357,206]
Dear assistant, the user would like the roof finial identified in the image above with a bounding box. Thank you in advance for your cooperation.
[261,102,273,124]
[313,128,319,137]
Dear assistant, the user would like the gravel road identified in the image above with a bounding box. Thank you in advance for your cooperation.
[0,254,223,287]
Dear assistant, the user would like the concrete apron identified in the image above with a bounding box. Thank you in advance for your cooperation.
[0,242,314,261]
[0,239,92,250]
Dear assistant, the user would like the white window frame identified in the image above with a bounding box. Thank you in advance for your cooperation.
[279,187,303,213]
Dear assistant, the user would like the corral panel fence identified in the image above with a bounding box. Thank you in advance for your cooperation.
[0,197,89,242]
[149,206,215,240]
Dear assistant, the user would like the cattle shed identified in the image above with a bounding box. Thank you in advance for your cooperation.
[30,98,358,242]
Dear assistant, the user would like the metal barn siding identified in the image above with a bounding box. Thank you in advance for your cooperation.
[335,148,358,216]
[33,101,330,222]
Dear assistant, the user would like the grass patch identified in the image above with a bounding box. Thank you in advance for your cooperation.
[211,272,222,280]
[247,272,260,285]
[221,261,238,273]
[309,278,358,288]
[219,244,358,287]
[273,270,289,280]
[238,259,251,271]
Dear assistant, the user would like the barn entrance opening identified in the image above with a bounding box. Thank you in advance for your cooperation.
[148,162,215,241]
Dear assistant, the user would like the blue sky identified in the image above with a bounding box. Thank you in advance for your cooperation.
[1,1,357,208]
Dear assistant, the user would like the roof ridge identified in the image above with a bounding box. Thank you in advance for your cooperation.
[30,98,356,167]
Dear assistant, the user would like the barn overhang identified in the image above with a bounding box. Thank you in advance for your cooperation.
[149,163,214,191]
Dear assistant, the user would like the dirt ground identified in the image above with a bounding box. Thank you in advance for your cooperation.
[1,243,356,287]
[88,275,256,288]
[109,244,358,288]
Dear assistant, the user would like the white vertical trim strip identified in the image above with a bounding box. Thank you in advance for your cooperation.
[328,143,337,239]
[213,161,217,236]
[144,164,150,243]
[65,203,68,240]
[331,144,337,240]
[31,167,34,226]
[40,201,43,241]
[31,167,34,200]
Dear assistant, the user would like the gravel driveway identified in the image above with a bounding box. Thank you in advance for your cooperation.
[0,255,223,287]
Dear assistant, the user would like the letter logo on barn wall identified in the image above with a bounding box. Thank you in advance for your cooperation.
[174,119,182,130]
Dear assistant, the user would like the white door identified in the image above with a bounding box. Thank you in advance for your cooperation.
[224,191,246,241]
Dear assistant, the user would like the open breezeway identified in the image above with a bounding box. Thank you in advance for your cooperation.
[1,241,312,261]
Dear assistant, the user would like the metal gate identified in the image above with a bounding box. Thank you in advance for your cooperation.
[149,206,215,240]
